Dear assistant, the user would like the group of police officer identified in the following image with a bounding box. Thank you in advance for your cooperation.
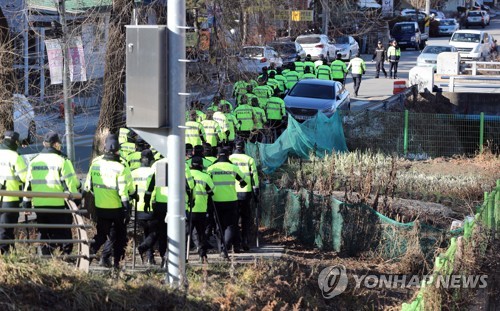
[0,125,260,269]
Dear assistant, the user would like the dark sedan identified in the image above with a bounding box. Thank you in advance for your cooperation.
[268,41,306,65]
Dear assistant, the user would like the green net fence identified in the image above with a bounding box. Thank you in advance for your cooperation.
[401,180,500,311]
[248,111,500,174]
[246,112,348,174]
[260,183,448,260]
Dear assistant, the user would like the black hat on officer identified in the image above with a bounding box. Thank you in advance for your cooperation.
[44,131,61,145]
[104,134,120,154]
[140,149,154,166]
[235,139,245,151]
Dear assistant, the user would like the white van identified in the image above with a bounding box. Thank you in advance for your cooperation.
[449,29,491,61]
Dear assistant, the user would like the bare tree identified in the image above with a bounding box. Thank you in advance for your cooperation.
[92,0,134,158]
[0,7,16,135]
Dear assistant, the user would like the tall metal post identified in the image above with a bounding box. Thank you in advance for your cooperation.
[57,0,75,163]
[166,0,186,287]
[403,110,409,156]
[40,27,46,103]
[479,112,484,154]
[424,0,430,16]
[23,12,29,96]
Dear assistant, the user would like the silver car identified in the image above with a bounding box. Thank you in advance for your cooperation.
[284,79,350,121]
[237,46,283,73]
[416,45,457,71]
[333,36,359,60]
[438,19,459,36]
[295,34,337,61]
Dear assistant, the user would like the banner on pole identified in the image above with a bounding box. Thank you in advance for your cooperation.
[45,36,87,85]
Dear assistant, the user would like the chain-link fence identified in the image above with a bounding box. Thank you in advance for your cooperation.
[342,111,500,158]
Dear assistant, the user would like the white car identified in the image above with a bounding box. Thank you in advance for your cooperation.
[416,45,457,71]
[449,29,491,61]
[333,36,359,60]
[400,9,427,18]
[437,19,460,36]
[465,10,490,28]
[13,94,36,144]
[237,46,283,73]
[295,34,337,61]
[428,9,446,19]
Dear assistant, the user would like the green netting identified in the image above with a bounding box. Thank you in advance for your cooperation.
[260,184,446,260]
[248,112,348,174]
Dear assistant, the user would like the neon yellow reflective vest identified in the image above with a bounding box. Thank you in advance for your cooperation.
[225,112,239,142]
[207,161,246,202]
[25,151,79,207]
[347,57,366,75]
[118,127,130,145]
[185,120,206,147]
[201,119,223,147]
[253,85,274,108]
[213,111,230,135]
[274,74,287,92]
[301,73,316,79]
[126,151,142,171]
[229,153,259,193]
[304,61,316,74]
[120,142,135,159]
[265,96,285,120]
[294,61,305,74]
[87,157,131,209]
[185,110,206,123]
[232,80,247,98]
[0,147,27,202]
[330,60,347,79]
[266,78,280,91]
[284,71,300,89]
[234,104,255,131]
[316,65,332,80]
[153,160,195,204]
[189,169,215,213]
[131,166,154,212]
[252,106,267,129]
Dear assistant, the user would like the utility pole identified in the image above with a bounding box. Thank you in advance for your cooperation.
[56,0,75,163]
[424,0,430,16]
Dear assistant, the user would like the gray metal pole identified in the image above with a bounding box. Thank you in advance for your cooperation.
[167,0,187,287]
[425,0,430,16]
[23,11,29,96]
[57,0,75,163]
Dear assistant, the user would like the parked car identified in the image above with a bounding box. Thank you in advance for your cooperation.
[284,79,350,121]
[237,46,283,73]
[428,9,446,19]
[437,19,460,36]
[268,41,306,65]
[295,34,337,61]
[333,36,359,60]
[400,9,427,18]
[416,45,458,71]
[13,94,36,144]
[465,10,490,28]
[391,22,428,50]
[449,29,491,61]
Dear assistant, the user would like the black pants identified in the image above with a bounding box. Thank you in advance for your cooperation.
[333,78,345,85]
[389,62,399,77]
[138,203,167,258]
[375,61,387,77]
[213,201,239,251]
[237,194,252,246]
[137,212,156,259]
[90,209,127,266]
[36,207,73,255]
[187,212,208,257]
[0,202,21,254]
[352,74,362,95]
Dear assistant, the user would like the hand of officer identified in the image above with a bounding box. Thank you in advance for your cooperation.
[22,201,32,215]
[239,179,248,188]
[122,200,131,224]
[130,191,140,202]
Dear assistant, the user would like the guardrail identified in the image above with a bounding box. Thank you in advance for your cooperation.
[447,75,500,92]
[0,190,92,272]
[463,61,500,75]
[372,84,418,111]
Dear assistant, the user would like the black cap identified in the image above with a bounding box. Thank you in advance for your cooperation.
[104,134,120,153]
[235,140,245,149]
[4,130,19,143]
[191,156,204,169]
[140,149,154,162]
[44,131,61,144]
[217,147,227,157]
[193,145,204,156]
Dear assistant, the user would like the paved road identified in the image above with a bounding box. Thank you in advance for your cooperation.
[346,13,500,109]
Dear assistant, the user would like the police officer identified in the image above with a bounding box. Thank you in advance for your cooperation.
[119,129,136,159]
[207,147,247,256]
[229,141,259,251]
[126,138,150,171]
[316,58,333,80]
[253,78,274,109]
[233,94,256,140]
[387,40,401,79]
[132,149,156,265]
[186,145,213,172]
[330,53,348,84]
[0,131,27,254]
[293,55,305,76]
[185,110,206,148]
[250,97,266,143]
[346,52,366,97]
[265,88,286,139]
[213,105,230,146]
[372,40,388,78]
[87,134,133,269]
[303,54,315,75]
[24,131,80,255]
[284,63,300,90]
[188,156,215,263]
[223,104,239,150]
[301,66,316,79]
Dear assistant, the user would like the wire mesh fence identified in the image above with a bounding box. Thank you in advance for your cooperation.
[341,111,500,158]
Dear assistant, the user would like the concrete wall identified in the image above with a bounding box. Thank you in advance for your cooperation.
[440,92,500,115]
